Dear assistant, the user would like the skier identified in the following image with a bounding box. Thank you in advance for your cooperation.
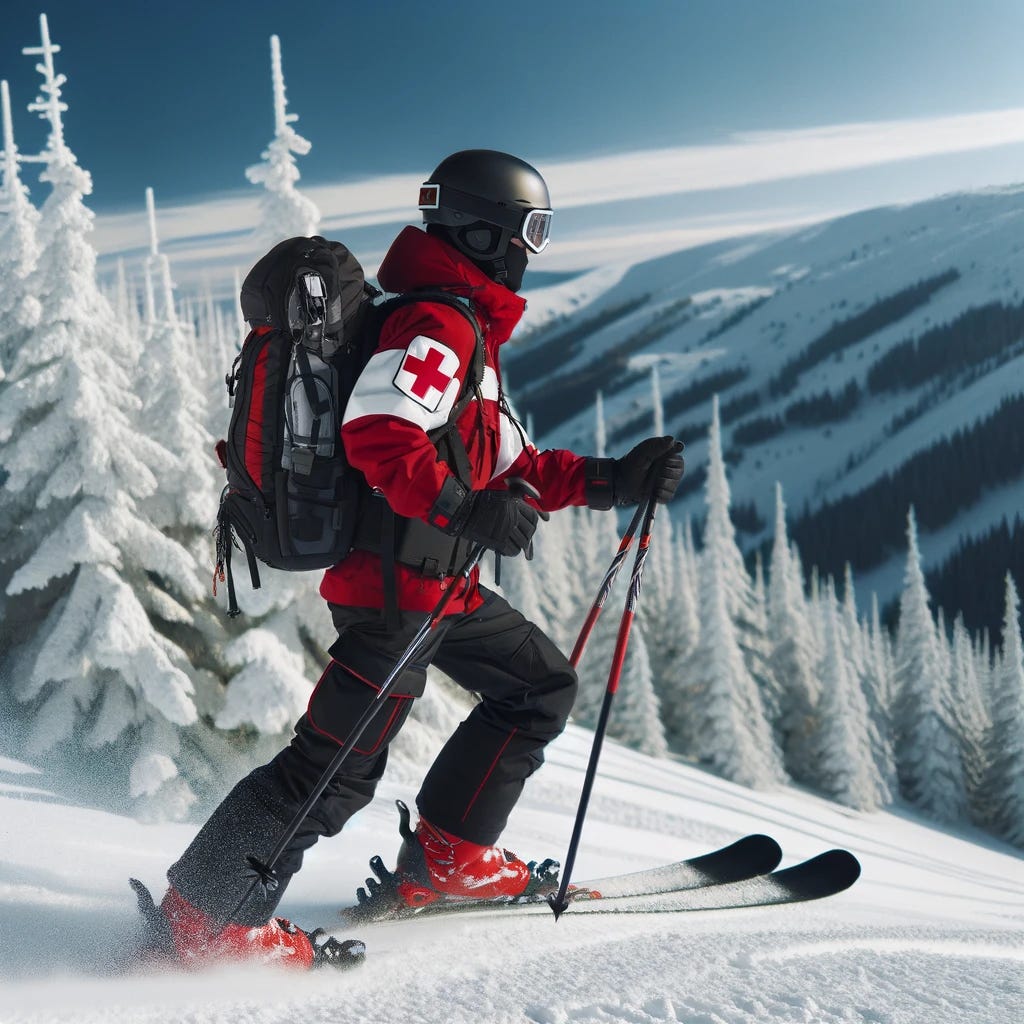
[155,150,684,969]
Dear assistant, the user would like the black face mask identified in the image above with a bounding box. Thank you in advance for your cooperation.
[491,242,529,293]
[431,223,529,293]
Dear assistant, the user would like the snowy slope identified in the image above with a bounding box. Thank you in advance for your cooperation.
[513,187,1024,611]
[2,732,1022,1024]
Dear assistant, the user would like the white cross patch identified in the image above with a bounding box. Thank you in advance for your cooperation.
[392,336,461,412]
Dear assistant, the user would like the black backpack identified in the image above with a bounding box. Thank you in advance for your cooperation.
[214,235,484,617]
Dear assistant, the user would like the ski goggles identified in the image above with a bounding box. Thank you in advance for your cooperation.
[419,183,553,254]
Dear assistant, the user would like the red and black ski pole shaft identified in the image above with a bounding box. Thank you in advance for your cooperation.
[568,500,647,668]
[549,491,660,920]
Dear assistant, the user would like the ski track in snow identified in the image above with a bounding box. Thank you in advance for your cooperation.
[2,728,1023,1024]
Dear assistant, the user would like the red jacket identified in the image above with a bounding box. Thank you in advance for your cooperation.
[320,226,589,614]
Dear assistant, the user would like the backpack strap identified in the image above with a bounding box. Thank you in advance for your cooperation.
[367,289,486,628]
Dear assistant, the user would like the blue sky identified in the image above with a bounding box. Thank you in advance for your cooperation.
[5,1,1024,286]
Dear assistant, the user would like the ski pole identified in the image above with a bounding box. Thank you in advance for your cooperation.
[568,501,647,668]
[549,491,660,920]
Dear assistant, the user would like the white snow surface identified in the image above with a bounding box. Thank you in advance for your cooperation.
[1,728,1022,1024]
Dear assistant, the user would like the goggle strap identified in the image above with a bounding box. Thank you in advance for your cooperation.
[421,183,552,251]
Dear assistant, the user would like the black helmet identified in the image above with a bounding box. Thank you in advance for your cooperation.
[419,149,552,289]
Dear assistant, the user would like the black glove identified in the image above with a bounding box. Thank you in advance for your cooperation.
[428,477,547,557]
[584,436,685,508]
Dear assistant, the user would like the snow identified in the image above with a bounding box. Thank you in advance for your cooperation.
[1,726,1022,1024]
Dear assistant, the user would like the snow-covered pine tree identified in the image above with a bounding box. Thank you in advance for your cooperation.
[702,396,752,618]
[688,528,784,787]
[245,34,319,250]
[113,258,142,339]
[638,506,678,674]
[976,629,995,721]
[139,187,216,534]
[841,563,866,679]
[523,504,582,656]
[811,580,890,810]
[950,613,991,824]
[858,591,898,796]
[0,78,41,371]
[766,483,819,782]
[984,574,1024,847]
[657,516,701,750]
[232,267,247,343]
[686,400,783,786]
[607,626,669,758]
[571,520,667,758]
[674,516,701,661]
[0,78,42,633]
[594,390,607,458]
[892,508,969,823]
[209,34,339,739]
[0,15,204,817]
[650,364,664,437]
[642,508,700,751]
[747,549,783,732]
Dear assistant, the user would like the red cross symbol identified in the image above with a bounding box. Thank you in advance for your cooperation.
[401,346,454,400]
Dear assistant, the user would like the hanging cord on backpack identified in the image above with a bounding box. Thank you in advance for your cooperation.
[213,501,240,617]
[213,495,261,618]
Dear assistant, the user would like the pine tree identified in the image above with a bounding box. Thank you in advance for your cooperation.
[686,401,783,786]
[594,390,607,458]
[892,508,969,823]
[608,627,669,758]
[689,531,784,787]
[639,505,678,675]
[951,613,991,824]
[245,34,319,249]
[209,36,340,735]
[841,564,866,679]
[0,16,204,815]
[811,581,890,810]
[527,505,582,656]
[766,484,819,782]
[703,396,753,618]
[0,78,41,370]
[647,515,700,750]
[139,187,216,533]
[650,364,664,437]
[657,517,701,750]
[747,550,783,738]
[859,592,898,795]
[985,574,1024,847]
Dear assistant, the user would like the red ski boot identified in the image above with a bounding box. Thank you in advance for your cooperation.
[392,801,559,909]
[160,886,316,968]
[129,879,364,970]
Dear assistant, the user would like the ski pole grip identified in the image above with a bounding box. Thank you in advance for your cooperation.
[506,476,548,518]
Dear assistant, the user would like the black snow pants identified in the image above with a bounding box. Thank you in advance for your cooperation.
[167,586,578,926]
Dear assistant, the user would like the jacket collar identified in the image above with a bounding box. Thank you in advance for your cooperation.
[376,226,527,345]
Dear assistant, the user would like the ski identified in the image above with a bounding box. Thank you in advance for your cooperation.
[539,848,862,916]
[341,832,784,924]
